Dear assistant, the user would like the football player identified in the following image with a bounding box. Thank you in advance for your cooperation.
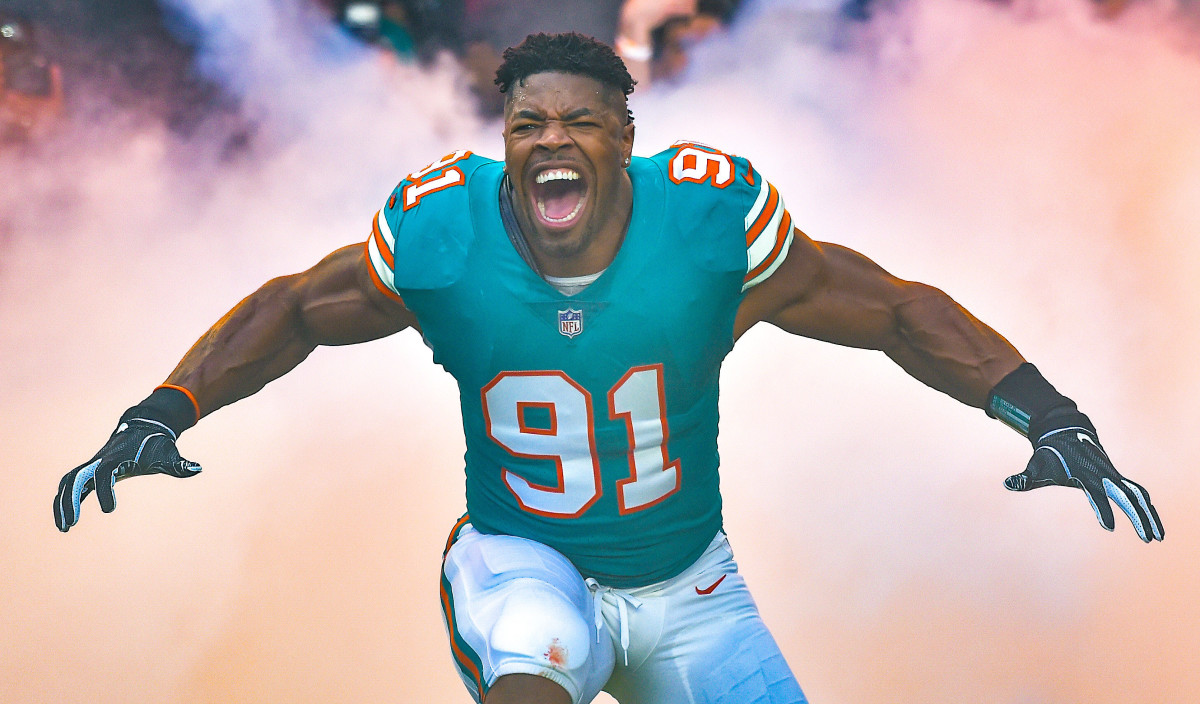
[55,32,1162,704]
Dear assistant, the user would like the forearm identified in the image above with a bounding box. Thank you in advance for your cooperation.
[883,284,1025,408]
[164,275,318,418]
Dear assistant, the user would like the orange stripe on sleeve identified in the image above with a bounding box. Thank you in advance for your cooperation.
[744,183,779,247]
[745,209,793,283]
[155,383,200,423]
[363,240,405,305]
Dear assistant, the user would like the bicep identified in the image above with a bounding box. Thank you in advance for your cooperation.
[735,227,917,349]
[296,242,417,346]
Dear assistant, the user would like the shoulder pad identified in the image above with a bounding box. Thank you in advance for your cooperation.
[378,151,497,290]
[644,142,794,288]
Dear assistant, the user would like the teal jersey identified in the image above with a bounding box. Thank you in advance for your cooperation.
[366,143,795,586]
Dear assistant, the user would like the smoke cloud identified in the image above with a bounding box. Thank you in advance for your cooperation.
[3,0,1197,702]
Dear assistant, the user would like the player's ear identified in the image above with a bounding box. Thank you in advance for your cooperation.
[622,121,635,163]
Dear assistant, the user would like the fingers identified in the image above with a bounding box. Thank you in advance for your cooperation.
[1082,441,1165,542]
[75,451,201,521]
[1004,449,1067,491]
[135,431,202,478]
[1102,477,1165,543]
[53,458,101,532]
[175,459,202,477]
[1125,479,1165,541]
[145,457,202,478]
[1022,449,1120,533]
[1078,478,1117,533]
[95,460,134,514]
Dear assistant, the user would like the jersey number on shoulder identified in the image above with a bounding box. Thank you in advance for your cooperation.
[482,365,681,518]
[669,144,735,188]
[402,150,472,211]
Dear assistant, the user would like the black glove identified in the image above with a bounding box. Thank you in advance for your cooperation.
[989,364,1163,543]
[54,388,201,532]
[1004,416,1163,542]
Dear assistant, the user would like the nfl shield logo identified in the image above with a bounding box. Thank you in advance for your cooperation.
[558,308,583,338]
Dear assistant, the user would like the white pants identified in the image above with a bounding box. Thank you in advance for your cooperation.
[439,522,807,704]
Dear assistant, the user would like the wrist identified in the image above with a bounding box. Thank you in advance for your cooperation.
[986,363,1089,443]
[121,384,200,437]
[1027,408,1095,443]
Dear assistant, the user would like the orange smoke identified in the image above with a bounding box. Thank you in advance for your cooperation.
[2,0,1198,702]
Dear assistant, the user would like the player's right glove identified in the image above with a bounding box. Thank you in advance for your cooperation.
[988,363,1164,543]
[54,386,201,533]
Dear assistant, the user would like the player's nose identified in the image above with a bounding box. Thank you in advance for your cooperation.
[534,120,572,150]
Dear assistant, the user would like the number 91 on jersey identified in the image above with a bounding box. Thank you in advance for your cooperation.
[482,366,682,518]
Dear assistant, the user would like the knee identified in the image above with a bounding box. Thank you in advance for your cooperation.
[489,581,595,673]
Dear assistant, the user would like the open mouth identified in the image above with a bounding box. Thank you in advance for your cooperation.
[530,167,588,227]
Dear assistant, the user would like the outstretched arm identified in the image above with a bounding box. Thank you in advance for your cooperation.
[54,242,415,531]
[166,242,416,418]
[735,229,1024,407]
[735,228,1163,542]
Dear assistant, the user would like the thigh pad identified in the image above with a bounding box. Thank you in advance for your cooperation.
[441,526,615,704]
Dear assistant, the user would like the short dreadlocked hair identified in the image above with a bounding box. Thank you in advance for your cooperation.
[495,32,636,123]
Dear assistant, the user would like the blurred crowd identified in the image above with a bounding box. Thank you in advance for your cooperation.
[1,0,244,152]
[328,0,743,113]
[0,13,64,145]
[2,0,1192,151]
[1,0,746,151]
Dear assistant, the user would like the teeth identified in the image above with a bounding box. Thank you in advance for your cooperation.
[537,197,585,223]
[535,169,581,184]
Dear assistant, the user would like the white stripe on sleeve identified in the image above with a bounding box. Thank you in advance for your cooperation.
[742,228,793,291]
[744,179,770,231]
[376,208,397,252]
[367,235,400,295]
[746,192,786,273]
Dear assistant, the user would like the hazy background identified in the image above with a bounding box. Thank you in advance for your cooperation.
[3,0,1198,701]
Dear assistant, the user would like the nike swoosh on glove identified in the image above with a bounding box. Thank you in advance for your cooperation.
[1005,425,1163,542]
[54,418,201,532]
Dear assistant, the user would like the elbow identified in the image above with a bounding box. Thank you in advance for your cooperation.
[260,273,307,318]
[894,282,957,324]
[884,282,958,350]
[244,273,313,344]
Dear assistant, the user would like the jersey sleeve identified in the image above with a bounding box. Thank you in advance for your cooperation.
[363,149,487,299]
[738,162,794,292]
[656,142,795,292]
[365,199,404,303]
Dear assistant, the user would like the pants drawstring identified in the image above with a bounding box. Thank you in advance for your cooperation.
[584,577,643,666]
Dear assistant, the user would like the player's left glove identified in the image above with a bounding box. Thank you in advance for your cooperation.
[988,363,1164,543]
[1004,416,1163,542]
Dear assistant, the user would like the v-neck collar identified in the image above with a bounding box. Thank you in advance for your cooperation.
[485,159,661,300]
